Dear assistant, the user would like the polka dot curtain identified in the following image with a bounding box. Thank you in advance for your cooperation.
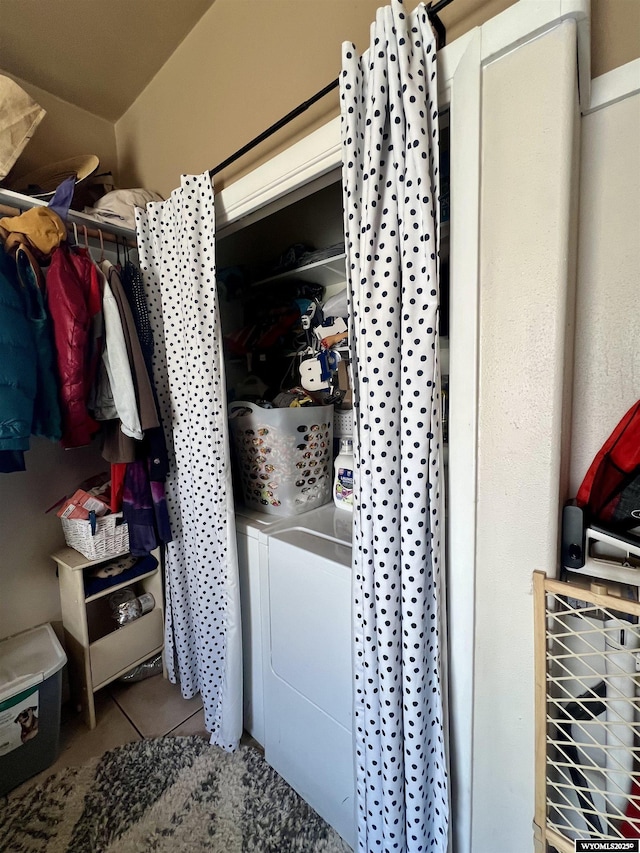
[340,2,449,850]
[135,174,242,751]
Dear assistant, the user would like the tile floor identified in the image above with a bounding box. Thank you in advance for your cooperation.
[12,674,211,796]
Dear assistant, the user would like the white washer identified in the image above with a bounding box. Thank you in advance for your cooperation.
[235,508,283,746]
[259,504,355,848]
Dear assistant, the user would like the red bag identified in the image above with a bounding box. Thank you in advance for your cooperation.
[621,777,640,838]
[576,400,640,532]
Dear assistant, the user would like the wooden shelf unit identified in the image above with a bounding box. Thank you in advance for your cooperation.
[52,546,163,729]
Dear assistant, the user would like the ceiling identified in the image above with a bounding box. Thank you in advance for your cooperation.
[0,0,217,122]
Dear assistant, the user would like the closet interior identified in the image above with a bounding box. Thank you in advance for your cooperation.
[0,187,167,744]
[216,122,450,433]
[217,178,349,406]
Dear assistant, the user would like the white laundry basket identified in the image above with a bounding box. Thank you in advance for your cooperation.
[229,401,333,516]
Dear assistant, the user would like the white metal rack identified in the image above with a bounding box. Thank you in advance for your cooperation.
[0,187,137,241]
[534,571,640,850]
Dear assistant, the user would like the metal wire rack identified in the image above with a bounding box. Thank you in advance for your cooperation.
[533,572,640,851]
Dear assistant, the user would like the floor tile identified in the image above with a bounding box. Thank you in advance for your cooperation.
[10,691,140,797]
[167,706,209,738]
[241,729,265,754]
[109,674,203,737]
[165,710,266,751]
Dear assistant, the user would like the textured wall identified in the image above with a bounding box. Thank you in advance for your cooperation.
[114,0,515,195]
[570,92,640,494]
[114,0,638,196]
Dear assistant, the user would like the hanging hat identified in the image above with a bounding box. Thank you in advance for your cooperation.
[8,154,100,199]
[0,76,46,180]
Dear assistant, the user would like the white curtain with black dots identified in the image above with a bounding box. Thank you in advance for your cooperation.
[340,2,449,850]
[135,173,242,751]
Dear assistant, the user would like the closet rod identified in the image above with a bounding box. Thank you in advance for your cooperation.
[209,0,453,179]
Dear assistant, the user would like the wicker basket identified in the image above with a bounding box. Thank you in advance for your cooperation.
[61,512,129,560]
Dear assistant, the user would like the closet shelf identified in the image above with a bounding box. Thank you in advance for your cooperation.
[0,187,137,241]
[50,545,129,573]
[249,236,448,290]
[252,251,347,289]
[84,566,160,604]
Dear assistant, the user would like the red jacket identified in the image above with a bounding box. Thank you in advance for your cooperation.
[47,245,102,448]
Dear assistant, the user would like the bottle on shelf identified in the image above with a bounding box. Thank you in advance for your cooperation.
[108,588,155,626]
[333,438,354,511]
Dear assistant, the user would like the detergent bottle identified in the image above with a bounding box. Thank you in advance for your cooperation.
[333,438,354,511]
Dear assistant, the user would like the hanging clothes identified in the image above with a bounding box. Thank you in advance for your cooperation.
[0,248,36,471]
[120,259,154,368]
[340,2,449,851]
[135,173,242,751]
[96,261,143,440]
[119,256,170,482]
[94,257,164,462]
[122,458,172,556]
[103,261,158,431]
[15,246,61,442]
[99,258,171,552]
[47,243,102,448]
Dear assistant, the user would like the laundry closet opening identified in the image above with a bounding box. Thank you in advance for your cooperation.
[216,115,450,452]
[212,105,450,848]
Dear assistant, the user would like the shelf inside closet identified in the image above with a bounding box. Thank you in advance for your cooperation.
[216,179,347,405]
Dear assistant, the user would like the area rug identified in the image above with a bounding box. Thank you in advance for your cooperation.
[0,736,352,852]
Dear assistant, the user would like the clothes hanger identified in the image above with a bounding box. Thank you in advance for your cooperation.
[98,229,105,264]
[72,222,79,246]
[81,225,95,263]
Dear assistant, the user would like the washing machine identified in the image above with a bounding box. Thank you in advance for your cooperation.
[235,508,283,747]
[258,504,355,848]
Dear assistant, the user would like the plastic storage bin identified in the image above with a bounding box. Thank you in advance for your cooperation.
[229,401,334,516]
[0,623,67,795]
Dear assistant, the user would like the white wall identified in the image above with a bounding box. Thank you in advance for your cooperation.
[0,440,105,639]
[569,82,640,494]
[472,22,580,853]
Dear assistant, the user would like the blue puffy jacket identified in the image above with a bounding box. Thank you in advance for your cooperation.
[15,247,61,442]
[0,250,36,452]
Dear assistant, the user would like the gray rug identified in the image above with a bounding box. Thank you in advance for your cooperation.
[0,736,352,852]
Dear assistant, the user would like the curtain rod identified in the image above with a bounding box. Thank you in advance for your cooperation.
[210,78,340,178]
[209,0,453,179]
